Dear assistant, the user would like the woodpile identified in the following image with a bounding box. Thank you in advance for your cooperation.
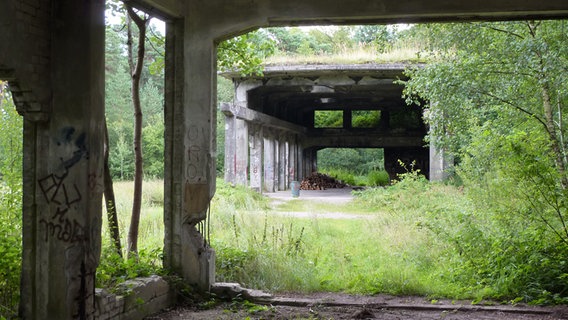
[300,172,347,190]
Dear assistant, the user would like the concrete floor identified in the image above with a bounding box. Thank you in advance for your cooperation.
[263,187,356,204]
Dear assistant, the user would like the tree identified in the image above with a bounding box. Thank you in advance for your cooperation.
[353,25,392,52]
[125,4,151,258]
[403,21,568,300]
[217,30,275,75]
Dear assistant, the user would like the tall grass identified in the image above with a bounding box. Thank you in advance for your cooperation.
[98,180,165,289]
[211,177,466,297]
[265,42,425,66]
[101,177,466,297]
[101,176,563,303]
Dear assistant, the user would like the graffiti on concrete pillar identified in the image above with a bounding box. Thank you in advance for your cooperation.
[185,125,207,183]
[38,126,88,243]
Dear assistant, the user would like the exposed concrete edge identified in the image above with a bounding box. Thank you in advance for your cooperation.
[211,283,553,316]
[221,102,307,134]
[221,63,423,79]
[256,296,553,316]
[211,282,273,301]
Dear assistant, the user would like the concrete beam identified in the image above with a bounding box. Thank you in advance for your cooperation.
[184,0,568,40]
[302,135,425,148]
[128,0,183,20]
[221,103,307,135]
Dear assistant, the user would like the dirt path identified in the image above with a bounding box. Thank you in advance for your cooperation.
[265,187,372,219]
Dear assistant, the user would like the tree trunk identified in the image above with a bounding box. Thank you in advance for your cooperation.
[103,119,122,257]
[528,21,568,188]
[125,5,150,258]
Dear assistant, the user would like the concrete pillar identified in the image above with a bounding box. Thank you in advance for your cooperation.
[249,125,263,192]
[302,148,317,177]
[19,1,105,319]
[163,16,215,291]
[235,119,249,185]
[344,110,352,129]
[223,110,236,184]
[288,137,298,182]
[278,138,289,190]
[297,146,304,181]
[429,143,453,181]
[263,136,276,192]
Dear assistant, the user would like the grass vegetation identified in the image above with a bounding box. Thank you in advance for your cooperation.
[211,174,466,298]
[320,167,390,187]
[265,43,425,66]
[94,172,567,305]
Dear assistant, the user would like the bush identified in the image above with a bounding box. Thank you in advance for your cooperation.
[319,168,358,186]
[367,170,390,186]
[96,245,163,291]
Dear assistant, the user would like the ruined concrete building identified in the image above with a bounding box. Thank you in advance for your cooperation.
[0,0,566,318]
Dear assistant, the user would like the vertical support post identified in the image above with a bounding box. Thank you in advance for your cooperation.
[180,16,217,290]
[297,146,304,181]
[263,136,276,192]
[278,137,288,191]
[164,19,185,278]
[223,107,236,184]
[249,125,263,192]
[429,143,453,181]
[288,136,297,182]
[343,109,352,129]
[20,1,105,319]
[234,118,248,186]
[164,13,216,291]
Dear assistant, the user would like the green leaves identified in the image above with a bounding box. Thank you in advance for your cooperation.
[217,30,276,76]
[0,82,22,319]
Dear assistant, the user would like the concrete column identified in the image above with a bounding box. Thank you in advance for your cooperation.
[303,148,317,176]
[344,110,352,129]
[164,15,215,291]
[288,137,298,182]
[429,143,453,181]
[263,136,276,192]
[278,138,289,190]
[223,110,236,184]
[19,1,105,319]
[235,118,249,185]
[249,125,263,192]
[297,146,304,181]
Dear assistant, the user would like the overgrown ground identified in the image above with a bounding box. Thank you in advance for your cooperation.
[99,173,568,306]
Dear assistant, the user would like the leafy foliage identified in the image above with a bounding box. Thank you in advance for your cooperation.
[403,21,568,303]
[96,245,163,291]
[318,148,385,175]
[217,30,276,76]
[0,84,22,319]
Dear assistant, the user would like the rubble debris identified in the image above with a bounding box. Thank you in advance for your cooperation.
[300,172,347,190]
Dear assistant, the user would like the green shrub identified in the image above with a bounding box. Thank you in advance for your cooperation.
[367,170,390,186]
[96,245,163,291]
[319,168,358,186]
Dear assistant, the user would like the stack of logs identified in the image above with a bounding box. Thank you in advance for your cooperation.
[300,172,347,190]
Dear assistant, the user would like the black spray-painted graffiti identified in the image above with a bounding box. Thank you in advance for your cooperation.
[38,127,89,243]
[185,125,207,183]
[39,208,87,243]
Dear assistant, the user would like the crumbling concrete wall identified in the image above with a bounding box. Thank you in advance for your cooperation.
[1,1,106,319]
[95,276,173,320]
